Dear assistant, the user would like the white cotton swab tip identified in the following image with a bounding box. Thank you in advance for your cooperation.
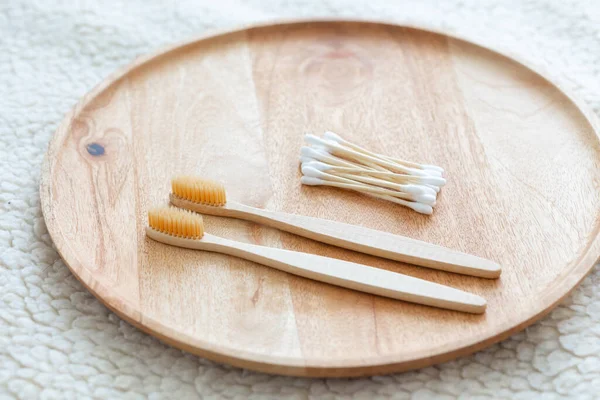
[401,184,431,196]
[301,166,325,178]
[301,146,332,159]
[408,202,434,215]
[302,161,332,172]
[371,194,434,215]
[414,194,437,206]
[425,184,441,193]
[420,175,446,187]
[311,144,329,152]
[323,131,344,143]
[405,167,431,178]
[413,185,437,196]
[424,169,443,177]
[300,146,319,158]
[301,176,322,186]
[423,165,445,173]
[304,134,332,147]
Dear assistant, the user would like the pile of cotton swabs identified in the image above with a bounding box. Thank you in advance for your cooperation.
[299,132,446,215]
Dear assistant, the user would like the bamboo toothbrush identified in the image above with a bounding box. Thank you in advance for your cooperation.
[146,207,486,313]
[169,176,501,278]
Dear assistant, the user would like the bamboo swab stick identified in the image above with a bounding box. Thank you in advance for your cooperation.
[301,167,437,206]
[305,145,388,172]
[367,192,435,211]
[301,147,377,170]
[302,161,446,187]
[301,177,434,214]
[323,131,444,175]
[302,162,433,195]
[335,172,437,196]
[302,162,436,198]
[305,135,430,177]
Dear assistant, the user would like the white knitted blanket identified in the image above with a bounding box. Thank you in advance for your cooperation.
[1,1,599,398]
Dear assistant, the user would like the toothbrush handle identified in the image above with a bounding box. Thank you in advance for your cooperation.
[170,196,501,278]
[147,228,486,314]
[234,202,499,278]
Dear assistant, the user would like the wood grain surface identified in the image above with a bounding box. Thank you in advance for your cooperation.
[40,20,600,377]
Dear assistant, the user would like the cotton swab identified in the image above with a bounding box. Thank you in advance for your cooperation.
[301,161,446,187]
[323,131,444,175]
[299,131,446,214]
[302,161,435,196]
[301,147,374,170]
[305,134,431,177]
[301,166,437,206]
[300,177,434,215]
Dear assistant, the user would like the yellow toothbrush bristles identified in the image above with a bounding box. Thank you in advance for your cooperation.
[171,176,227,206]
[148,207,204,239]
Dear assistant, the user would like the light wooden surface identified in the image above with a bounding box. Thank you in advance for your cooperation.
[171,195,501,278]
[146,227,487,313]
[40,20,600,377]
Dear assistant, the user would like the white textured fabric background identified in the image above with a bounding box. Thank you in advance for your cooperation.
[1,1,599,399]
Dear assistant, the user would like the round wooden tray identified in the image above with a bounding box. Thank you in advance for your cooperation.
[40,20,600,377]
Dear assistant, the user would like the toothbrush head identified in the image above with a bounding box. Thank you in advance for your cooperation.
[148,207,204,239]
[171,176,227,206]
